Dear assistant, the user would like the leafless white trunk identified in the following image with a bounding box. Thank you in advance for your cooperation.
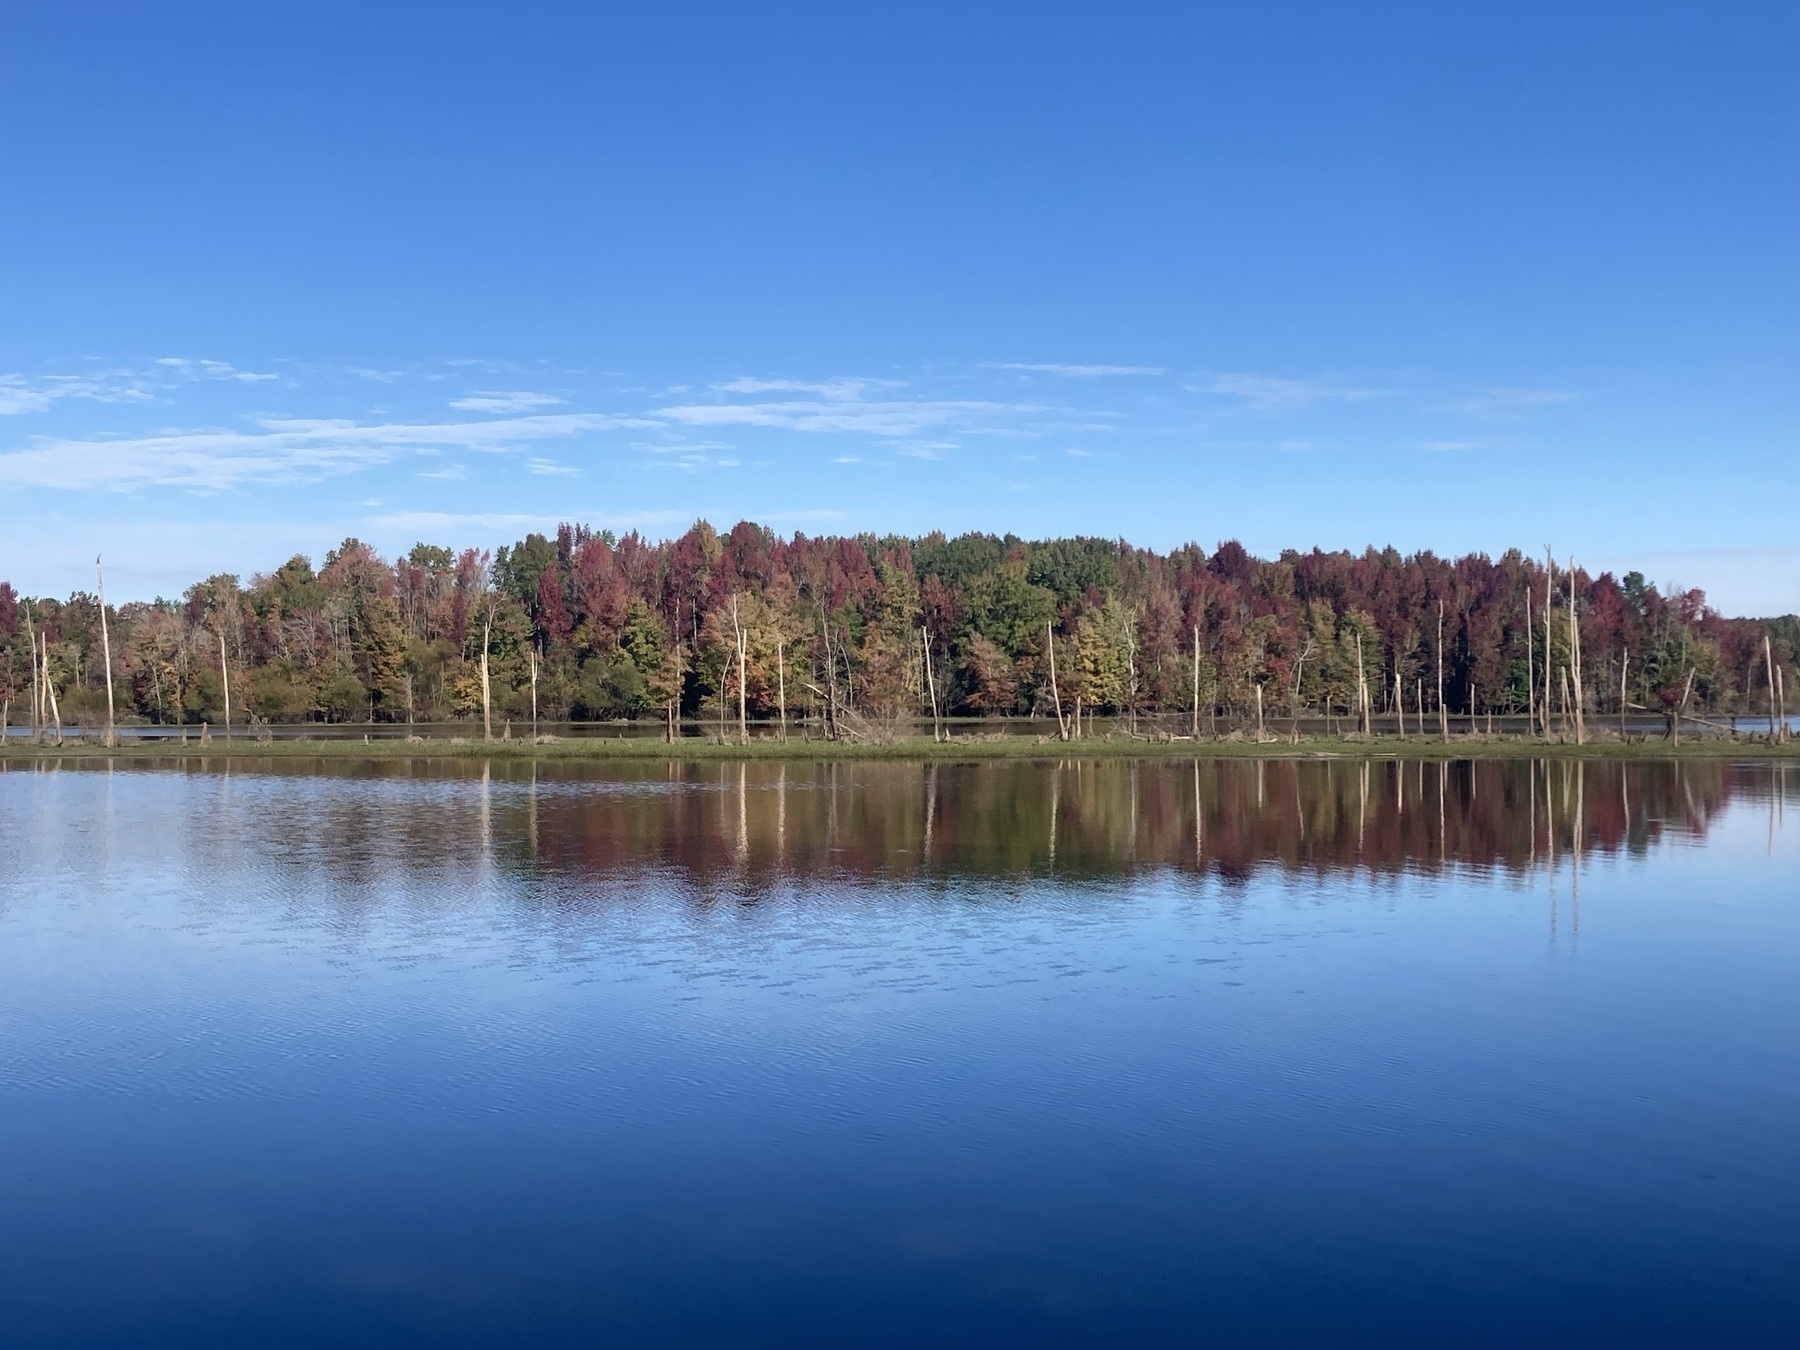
[731,595,748,745]
[97,557,117,747]
[1436,600,1448,744]
[1569,561,1584,745]
[1191,625,1201,738]
[480,612,493,742]
[23,602,40,742]
[1619,648,1629,738]
[920,626,942,743]
[1525,586,1535,737]
[1543,552,1555,739]
[42,631,62,745]
[219,629,232,743]
[1767,634,1780,740]
[1354,632,1370,736]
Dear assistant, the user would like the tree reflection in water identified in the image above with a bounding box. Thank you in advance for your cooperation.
[12,755,1782,899]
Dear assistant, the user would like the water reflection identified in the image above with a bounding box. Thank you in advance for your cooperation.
[4,755,1786,892]
[1,754,1797,1347]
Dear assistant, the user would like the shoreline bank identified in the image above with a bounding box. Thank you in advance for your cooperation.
[3,735,1796,764]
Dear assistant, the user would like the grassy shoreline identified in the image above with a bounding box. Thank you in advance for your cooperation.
[3,734,1795,763]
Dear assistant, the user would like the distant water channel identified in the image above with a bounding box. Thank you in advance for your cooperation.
[1,757,1796,1347]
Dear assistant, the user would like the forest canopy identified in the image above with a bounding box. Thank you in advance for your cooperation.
[1,522,1792,729]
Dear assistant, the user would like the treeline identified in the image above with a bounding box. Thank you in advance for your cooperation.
[0,521,1793,733]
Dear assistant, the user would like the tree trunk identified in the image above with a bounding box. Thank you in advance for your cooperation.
[1047,622,1068,740]
[1355,632,1371,736]
[1394,667,1405,740]
[529,645,539,742]
[97,557,117,748]
[1672,667,1696,745]
[1525,585,1535,738]
[480,614,493,742]
[777,640,787,742]
[731,595,748,745]
[1767,634,1780,741]
[1569,562,1584,745]
[23,604,40,743]
[1191,625,1200,738]
[921,626,942,743]
[220,630,232,744]
[1543,553,1555,739]
[43,633,63,745]
[1619,648,1629,739]
[1436,600,1448,744]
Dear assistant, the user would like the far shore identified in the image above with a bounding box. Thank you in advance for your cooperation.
[3,730,1796,764]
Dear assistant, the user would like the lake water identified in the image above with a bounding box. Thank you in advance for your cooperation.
[1,756,1796,1347]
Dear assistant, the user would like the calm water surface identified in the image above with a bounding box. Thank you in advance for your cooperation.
[1,757,1796,1347]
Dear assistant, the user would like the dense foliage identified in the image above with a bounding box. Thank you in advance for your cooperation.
[1,522,1793,729]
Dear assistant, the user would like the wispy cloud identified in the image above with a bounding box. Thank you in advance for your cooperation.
[155,357,279,383]
[662,378,1028,437]
[0,371,156,415]
[0,412,630,491]
[1196,373,1392,411]
[714,376,904,398]
[1431,388,1578,415]
[987,362,1165,377]
[525,457,579,476]
[1421,439,1479,452]
[451,390,566,413]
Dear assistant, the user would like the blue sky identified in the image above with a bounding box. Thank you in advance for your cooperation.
[2,2,1796,614]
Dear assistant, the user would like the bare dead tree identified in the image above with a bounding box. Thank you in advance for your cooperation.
[1671,667,1696,745]
[219,629,232,744]
[1191,625,1201,738]
[23,602,40,743]
[480,607,493,743]
[42,630,63,745]
[1619,648,1629,739]
[97,557,117,747]
[1543,551,1555,739]
[1354,632,1370,736]
[1525,585,1535,738]
[1768,634,1780,741]
[920,626,942,743]
[1568,559,1585,745]
[1047,621,1069,741]
[731,595,748,745]
[1436,600,1448,744]
[529,643,539,741]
